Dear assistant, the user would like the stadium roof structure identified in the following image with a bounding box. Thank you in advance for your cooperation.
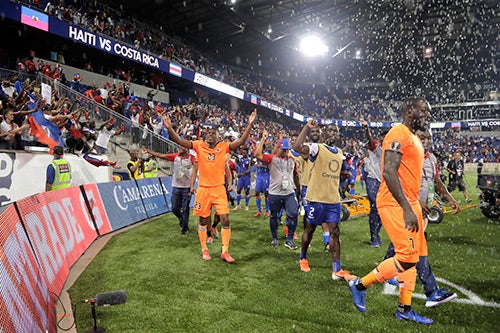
[119,0,498,93]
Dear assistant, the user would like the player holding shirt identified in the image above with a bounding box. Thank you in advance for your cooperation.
[163,110,257,263]
[348,97,433,324]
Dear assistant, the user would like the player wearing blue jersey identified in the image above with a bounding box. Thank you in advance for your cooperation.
[254,143,271,217]
[233,146,253,211]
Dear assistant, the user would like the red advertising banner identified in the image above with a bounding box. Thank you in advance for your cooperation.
[0,177,157,332]
[15,187,101,296]
[0,204,54,333]
[81,184,113,235]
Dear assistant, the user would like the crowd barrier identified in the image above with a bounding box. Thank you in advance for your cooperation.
[0,150,112,207]
[0,177,173,333]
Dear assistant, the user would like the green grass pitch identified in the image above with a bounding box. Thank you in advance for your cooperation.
[69,175,499,332]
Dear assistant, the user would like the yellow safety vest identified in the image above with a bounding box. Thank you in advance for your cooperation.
[51,159,71,190]
[128,159,143,180]
[143,159,158,178]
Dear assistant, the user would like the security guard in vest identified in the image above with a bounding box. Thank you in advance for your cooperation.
[46,145,72,191]
[127,149,144,180]
[143,154,159,178]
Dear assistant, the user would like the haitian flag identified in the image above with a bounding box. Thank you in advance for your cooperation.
[28,115,58,150]
[250,94,258,105]
[21,6,49,32]
[25,86,64,148]
[83,154,117,167]
[28,109,64,149]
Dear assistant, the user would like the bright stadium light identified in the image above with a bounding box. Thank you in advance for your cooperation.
[299,35,329,57]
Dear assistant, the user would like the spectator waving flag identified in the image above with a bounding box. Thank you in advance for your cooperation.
[25,84,64,150]
[28,109,64,149]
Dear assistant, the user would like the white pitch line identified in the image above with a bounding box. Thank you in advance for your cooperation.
[382,278,500,308]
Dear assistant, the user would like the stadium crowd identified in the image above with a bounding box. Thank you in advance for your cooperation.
[0,1,497,174]
[1,66,498,180]
[0,2,498,330]
[17,0,498,124]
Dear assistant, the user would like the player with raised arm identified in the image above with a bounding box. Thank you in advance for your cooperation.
[162,109,257,262]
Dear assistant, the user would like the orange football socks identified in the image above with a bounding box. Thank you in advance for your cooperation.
[198,224,208,251]
[221,227,231,254]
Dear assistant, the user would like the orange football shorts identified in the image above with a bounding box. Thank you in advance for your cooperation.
[193,185,229,218]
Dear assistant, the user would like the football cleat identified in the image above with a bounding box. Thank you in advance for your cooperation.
[220,252,235,263]
[348,278,366,313]
[332,269,357,281]
[299,258,311,272]
[395,310,433,324]
[201,249,211,260]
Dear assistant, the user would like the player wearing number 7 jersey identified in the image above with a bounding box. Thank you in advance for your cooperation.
[163,109,257,263]
[347,97,434,324]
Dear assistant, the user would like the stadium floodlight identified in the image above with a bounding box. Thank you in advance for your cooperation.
[299,35,329,57]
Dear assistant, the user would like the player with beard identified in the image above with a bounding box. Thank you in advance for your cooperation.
[290,128,332,249]
[384,129,460,308]
[293,121,353,280]
[348,97,433,324]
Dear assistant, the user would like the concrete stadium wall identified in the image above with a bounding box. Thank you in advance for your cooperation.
[0,149,111,207]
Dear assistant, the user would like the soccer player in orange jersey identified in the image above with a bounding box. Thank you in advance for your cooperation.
[348,97,433,324]
[163,109,257,262]
[384,129,460,307]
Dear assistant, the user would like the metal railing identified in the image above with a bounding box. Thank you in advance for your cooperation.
[43,76,179,172]
[0,68,178,172]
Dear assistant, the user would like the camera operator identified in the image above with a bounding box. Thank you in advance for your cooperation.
[445,151,471,203]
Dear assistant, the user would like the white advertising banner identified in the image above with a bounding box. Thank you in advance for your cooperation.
[0,151,111,206]
[193,73,245,99]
